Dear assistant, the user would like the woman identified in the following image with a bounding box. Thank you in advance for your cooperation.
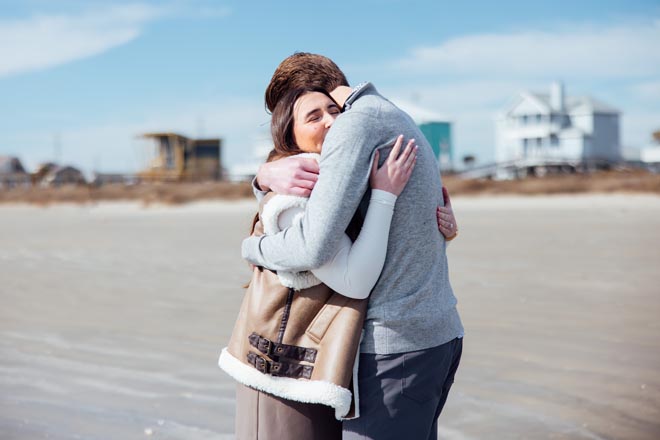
[219,87,457,439]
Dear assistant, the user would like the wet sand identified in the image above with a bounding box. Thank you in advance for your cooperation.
[1,195,659,439]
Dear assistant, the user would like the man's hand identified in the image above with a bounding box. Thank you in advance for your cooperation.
[256,156,320,197]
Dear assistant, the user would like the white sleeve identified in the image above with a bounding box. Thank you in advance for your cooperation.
[310,189,397,299]
[252,176,267,202]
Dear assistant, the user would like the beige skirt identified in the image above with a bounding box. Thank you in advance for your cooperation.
[235,383,342,440]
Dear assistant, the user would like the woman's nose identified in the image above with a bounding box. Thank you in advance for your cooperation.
[324,113,334,128]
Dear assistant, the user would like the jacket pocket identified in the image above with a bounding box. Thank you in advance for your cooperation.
[305,293,350,343]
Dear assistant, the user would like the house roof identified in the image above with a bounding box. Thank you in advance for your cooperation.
[530,93,619,114]
[0,156,26,174]
[49,165,83,174]
[140,132,190,141]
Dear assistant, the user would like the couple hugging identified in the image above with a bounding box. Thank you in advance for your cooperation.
[219,52,464,440]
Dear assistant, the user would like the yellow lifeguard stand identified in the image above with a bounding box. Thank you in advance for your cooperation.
[139,132,222,182]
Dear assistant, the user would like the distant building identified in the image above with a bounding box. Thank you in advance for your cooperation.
[41,165,86,186]
[139,133,222,182]
[419,122,453,171]
[91,172,138,186]
[640,146,660,163]
[495,82,621,164]
[0,156,30,188]
[393,100,454,171]
[33,162,58,182]
[635,129,660,172]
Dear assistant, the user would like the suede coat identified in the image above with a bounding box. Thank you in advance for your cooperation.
[219,192,368,420]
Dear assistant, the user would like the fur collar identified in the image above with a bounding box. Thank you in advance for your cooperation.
[260,153,322,291]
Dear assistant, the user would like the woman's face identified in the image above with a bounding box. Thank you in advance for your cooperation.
[292,91,340,153]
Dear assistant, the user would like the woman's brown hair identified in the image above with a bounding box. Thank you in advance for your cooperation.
[245,86,363,285]
[248,87,338,235]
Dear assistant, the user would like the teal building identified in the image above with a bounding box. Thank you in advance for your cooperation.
[419,121,453,171]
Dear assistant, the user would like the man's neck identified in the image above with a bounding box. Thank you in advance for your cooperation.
[330,86,353,108]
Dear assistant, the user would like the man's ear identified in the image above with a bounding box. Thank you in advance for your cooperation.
[330,86,352,108]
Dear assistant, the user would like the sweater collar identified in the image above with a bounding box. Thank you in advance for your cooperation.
[343,82,375,111]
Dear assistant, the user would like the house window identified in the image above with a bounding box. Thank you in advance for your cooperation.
[536,137,543,147]
[550,135,559,147]
[536,114,542,123]
[522,115,528,125]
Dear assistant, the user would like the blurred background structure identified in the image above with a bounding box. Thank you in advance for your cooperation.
[138,133,222,182]
[1,0,659,184]
[462,81,623,179]
[0,156,29,188]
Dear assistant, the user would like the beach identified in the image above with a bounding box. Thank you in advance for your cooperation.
[1,195,659,440]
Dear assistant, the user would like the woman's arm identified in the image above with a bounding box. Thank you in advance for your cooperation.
[310,190,396,299]
[437,186,458,241]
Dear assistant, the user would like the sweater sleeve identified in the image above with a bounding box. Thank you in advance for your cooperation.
[241,109,381,271]
[311,190,396,299]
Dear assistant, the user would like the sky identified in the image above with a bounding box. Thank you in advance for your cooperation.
[0,0,659,174]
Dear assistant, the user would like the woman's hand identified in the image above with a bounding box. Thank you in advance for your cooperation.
[437,186,458,240]
[369,135,417,196]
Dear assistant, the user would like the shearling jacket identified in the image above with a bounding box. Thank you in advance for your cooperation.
[219,192,367,420]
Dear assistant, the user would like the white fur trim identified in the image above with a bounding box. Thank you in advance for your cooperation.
[218,348,352,420]
[260,194,308,236]
[341,329,363,420]
[259,160,323,290]
[276,269,322,291]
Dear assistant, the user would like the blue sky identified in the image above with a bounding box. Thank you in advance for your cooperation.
[1,0,659,173]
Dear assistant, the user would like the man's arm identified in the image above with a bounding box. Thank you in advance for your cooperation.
[242,111,380,271]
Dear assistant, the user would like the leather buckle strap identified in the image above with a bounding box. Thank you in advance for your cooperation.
[248,333,317,363]
[252,333,272,355]
[247,351,270,374]
[246,352,314,379]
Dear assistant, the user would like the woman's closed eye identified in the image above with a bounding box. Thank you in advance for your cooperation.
[306,111,321,122]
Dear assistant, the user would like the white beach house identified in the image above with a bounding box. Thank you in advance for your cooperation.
[495,82,621,165]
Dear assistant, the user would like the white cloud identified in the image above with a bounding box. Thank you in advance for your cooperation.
[394,20,660,78]
[387,80,547,112]
[193,6,232,19]
[0,4,166,78]
[630,80,660,102]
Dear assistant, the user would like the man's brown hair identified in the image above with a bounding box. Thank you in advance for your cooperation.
[264,52,349,113]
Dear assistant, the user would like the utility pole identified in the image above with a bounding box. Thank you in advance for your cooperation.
[53,132,62,164]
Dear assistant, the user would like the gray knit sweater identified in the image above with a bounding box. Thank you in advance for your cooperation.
[242,83,463,354]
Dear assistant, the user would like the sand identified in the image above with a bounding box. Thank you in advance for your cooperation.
[0,195,659,440]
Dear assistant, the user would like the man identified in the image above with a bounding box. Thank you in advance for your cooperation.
[242,52,464,440]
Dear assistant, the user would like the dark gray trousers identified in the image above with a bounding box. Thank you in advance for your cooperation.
[343,337,463,440]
